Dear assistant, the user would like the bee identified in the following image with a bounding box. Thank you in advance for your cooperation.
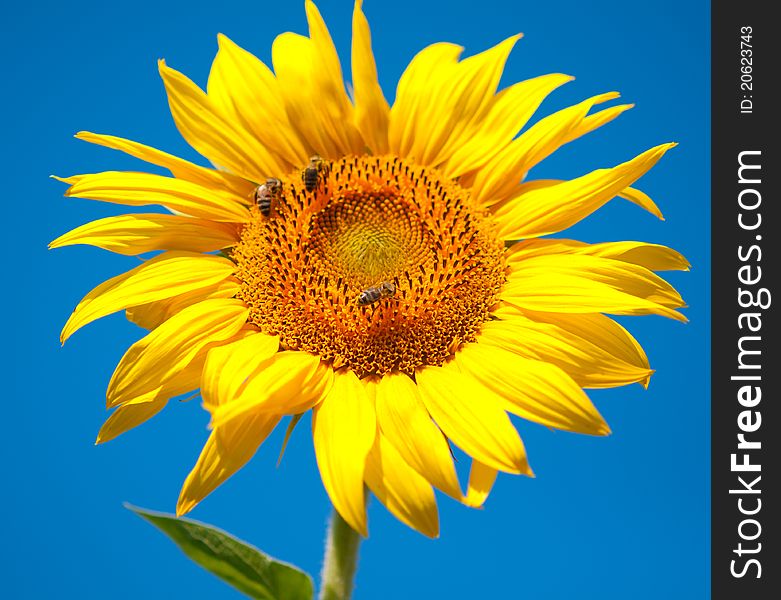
[254,177,283,217]
[358,281,396,306]
[302,154,326,193]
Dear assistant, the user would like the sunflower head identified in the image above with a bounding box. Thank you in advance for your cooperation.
[52,0,687,538]
[234,154,506,377]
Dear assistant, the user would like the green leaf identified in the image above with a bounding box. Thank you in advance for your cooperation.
[127,504,314,600]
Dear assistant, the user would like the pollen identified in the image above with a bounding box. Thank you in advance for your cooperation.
[232,155,506,377]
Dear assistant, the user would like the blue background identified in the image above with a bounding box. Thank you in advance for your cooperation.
[3,0,709,598]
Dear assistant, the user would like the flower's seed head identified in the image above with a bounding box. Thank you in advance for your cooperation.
[233,155,506,377]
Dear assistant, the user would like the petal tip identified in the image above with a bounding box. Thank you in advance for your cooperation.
[355,520,369,538]
[175,500,193,517]
[50,174,73,187]
[657,141,678,155]
[517,457,534,477]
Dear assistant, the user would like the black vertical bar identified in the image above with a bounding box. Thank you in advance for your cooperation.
[712,2,778,598]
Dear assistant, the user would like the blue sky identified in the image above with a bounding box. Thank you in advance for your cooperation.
[3,0,709,598]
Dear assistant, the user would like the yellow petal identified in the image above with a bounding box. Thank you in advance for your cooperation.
[312,369,376,536]
[464,460,498,508]
[56,171,250,223]
[207,35,308,168]
[271,33,333,156]
[49,214,238,256]
[201,331,280,408]
[158,60,285,180]
[471,92,622,206]
[496,304,652,380]
[107,298,249,408]
[277,413,304,467]
[562,102,634,147]
[364,432,439,538]
[177,411,280,515]
[492,143,676,239]
[512,254,687,309]
[351,0,390,154]
[74,131,254,196]
[415,366,531,475]
[95,393,167,444]
[271,3,364,158]
[210,352,333,426]
[618,186,665,220]
[502,254,687,321]
[506,238,690,271]
[61,251,236,343]
[480,315,652,389]
[305,1,352,109]
[456,343,609,434]
[493,179,664,220]
[103,327,256,418]
[442,73,573,178]
[508,92,621,174]
[126,279,240,330]
[414,35,522,168]
[374,373,462,500]
[388,43,463,159]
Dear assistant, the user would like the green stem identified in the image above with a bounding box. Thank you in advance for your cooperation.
[318,508,362,600]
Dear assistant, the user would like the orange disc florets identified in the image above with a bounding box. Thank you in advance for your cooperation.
[232,155,505,376]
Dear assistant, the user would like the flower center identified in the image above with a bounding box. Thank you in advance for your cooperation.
[310,191,429,286]
[233,156,505,377]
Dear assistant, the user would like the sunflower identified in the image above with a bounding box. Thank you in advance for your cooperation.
[52,0,687,539]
